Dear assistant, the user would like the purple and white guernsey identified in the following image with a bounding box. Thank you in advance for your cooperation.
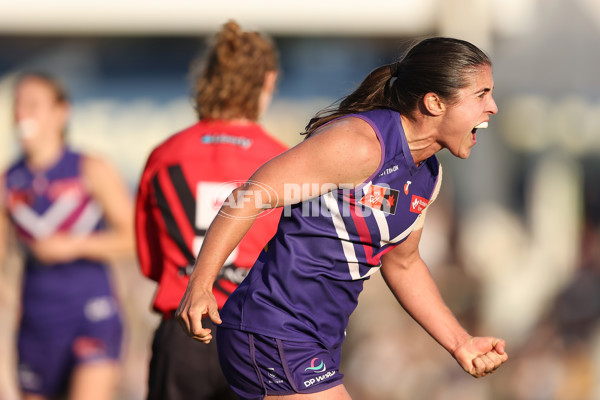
[4,148,116,329]
[5,148,123,396]
[220,109,442,349]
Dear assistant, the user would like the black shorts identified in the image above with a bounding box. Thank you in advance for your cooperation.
[147,317,237,400]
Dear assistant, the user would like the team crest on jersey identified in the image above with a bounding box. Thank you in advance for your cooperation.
[409,195,429,214]
[359,184,399,214]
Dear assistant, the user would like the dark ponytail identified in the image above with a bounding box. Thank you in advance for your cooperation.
[304,37,491,136]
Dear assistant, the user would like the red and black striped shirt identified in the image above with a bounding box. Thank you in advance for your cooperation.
[135,119,287,316]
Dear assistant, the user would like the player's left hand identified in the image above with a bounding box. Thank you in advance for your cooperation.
[452,336,508,378]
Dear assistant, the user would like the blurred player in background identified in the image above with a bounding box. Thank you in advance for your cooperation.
[135,20,286,400]
[177,37,509,399]
[0,72,135,400]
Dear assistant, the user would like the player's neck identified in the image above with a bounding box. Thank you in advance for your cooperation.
[205,117,256,126]
[228,118,254,125]
[26,140,64,171]
[400,115,442,166]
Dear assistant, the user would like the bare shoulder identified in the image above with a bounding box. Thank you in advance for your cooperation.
[254,115,383,188]
[80,154,124,191]
[312,116,378,142]
[309,116,381,163]
[81,153,118,174]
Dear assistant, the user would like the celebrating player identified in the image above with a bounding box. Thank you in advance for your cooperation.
[1,72,134,400]
[177,37,508,399]
[135,20,287,399]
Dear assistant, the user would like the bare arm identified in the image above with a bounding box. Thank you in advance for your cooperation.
[176,117,381,342]
[82,155,135,260]
[380,228,508,378]
[29,155,135,263]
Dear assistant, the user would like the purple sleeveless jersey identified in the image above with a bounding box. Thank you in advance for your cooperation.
[5,148,123,396]
[220,109,442,349]
[4,148,115,329]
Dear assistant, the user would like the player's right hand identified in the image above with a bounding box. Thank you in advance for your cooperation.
[176,285,222,344]
[452,336,508,378]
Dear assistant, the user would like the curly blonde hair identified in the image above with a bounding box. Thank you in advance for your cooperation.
[192,20,278,121]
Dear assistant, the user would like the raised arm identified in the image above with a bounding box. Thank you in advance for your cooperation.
[380,228,508,378]
[176,117,381,343]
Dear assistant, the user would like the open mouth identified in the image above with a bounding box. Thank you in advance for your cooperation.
[471,122,488,142]
[471,121,488,134]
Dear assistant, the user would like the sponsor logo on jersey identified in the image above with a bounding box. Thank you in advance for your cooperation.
[305,357,326,373]
[303,357,336,388]
[409,195,429,214]
[201,134,252,148]
[359,184,399,214]
[404,180,412,195]
[378,164,399,177]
